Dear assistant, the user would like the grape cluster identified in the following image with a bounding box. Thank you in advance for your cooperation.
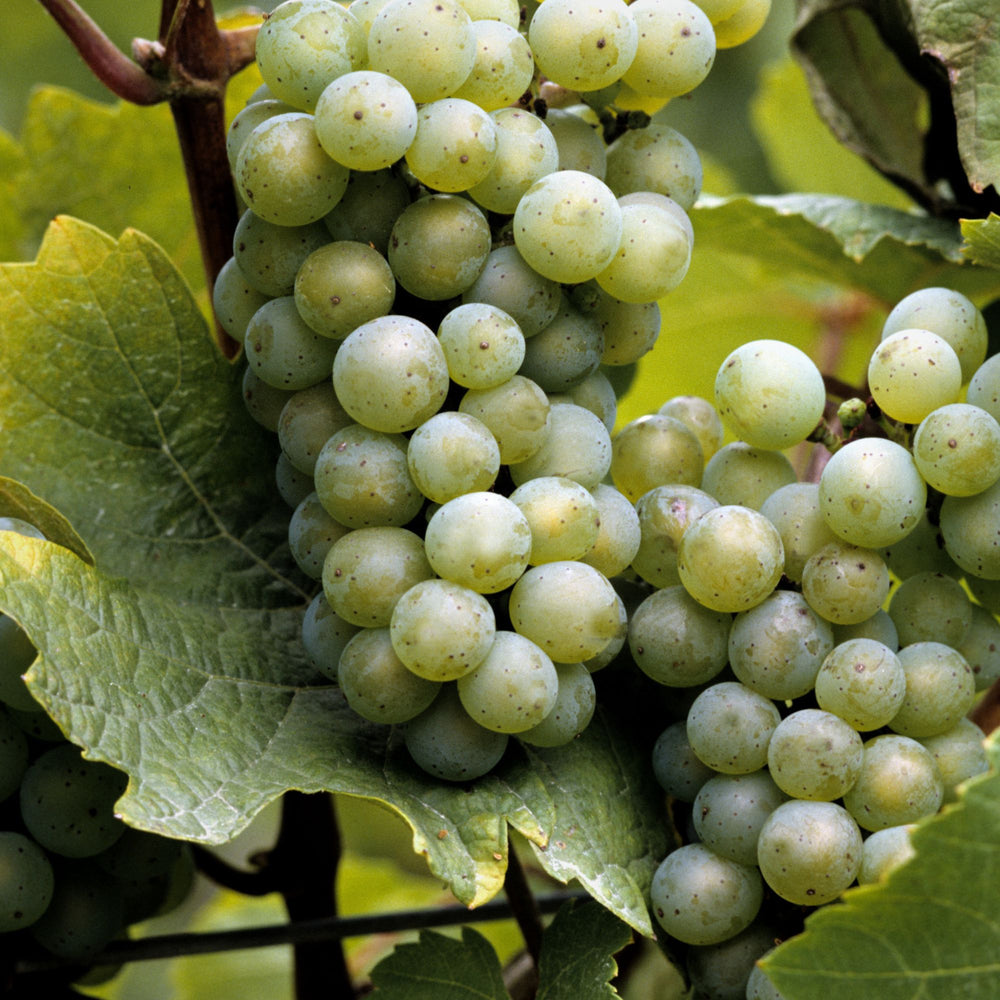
[642,289,999,999]
[0,520,194,981]
[220,0,770,781]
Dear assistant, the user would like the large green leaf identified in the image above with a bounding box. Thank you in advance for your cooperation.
[962,214,1000,270]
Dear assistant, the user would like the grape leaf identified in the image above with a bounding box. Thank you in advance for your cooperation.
[369,927,510,999]
[961,214,1000,270]
[761,735,1000,1000]
[0,476,92,564]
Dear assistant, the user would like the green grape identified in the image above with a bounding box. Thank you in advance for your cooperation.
[333,315,449,433]
[756,800,862,905]
[966,353,1000,422]
[100,831,187,926]
[294,241,396,339]
[857,824,916,885]
[512,170,623,284]
[700,442,796,511]
[887,641,976,739]
[831,609,899,650]
[882,286,988,384]
[650,843,762,946]
[323,168,411,255]
[437,302,526,390]
[254,0,368,111]
[321,526,432,626]
[277,381,353,476]
[714,339,826,450]
[692,0,743,20]
[232,210,330,297]
[621,0,716,98]
[20,744,127,858]
[405,98,498,192]
[728,591,833,700]
[244,296,340,390]
[368,0,476,102]
[461,244,561,338]
[878,508,959,580]
[658,394,724,461]
[301,591,361,678]
[767,709,863,801]
[966,574,1000,613]
[686,682,780,775]
[759,482,837,584]
[313,70,417,171]
[508,402,612,489]
[713,0,771,47]
[508,561,622,663]
[651,721,716,802]
[677,505,784,614]
[528,0,638,91]
[631,484,718,588]
[0,832,54,932]
[842,733,944,831]
[0,614,40,712]
[628,585,730,686]
[518,297,604,392]
[912,402,1000,497]
[571,281,661,367]
[746,963,785,1000]
[582,592,628,672]
[579,483,641,578]
[818,439,926,548]
[610,414,704,503]
[338,627,441,722]
[388,194,491,300]
[456,630,558,733]
[918,717,989,803]
[516,660,597,746]
[459,375,551,465]
[544,108,608,178]
[236,113,350,226]
[939,478,1000,579]
[687,923,781,1000]
[509,476,601,565]
[692,770,787,865]
[453,20,535,110]
[0,705,28,801]
[424,492,531,593]
[289,491,351,579]
[959,603,1000,691]
[868,329,962,424]
[212,257,271,343]
[456,0,520,24]
[275,451,314,508]
[549,368,618,433]
[887,571,973,648]
[801,540,890,625]
[814,638,906,731]
[604,121,702,210]
[348,0,394,33]
[225,97,298,172]
[406,411,500,503]
[404,685,508,781]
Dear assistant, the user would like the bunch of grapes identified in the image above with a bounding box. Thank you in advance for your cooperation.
[640,287,999,999]
[218,0,770,781]
[0,520,194,982]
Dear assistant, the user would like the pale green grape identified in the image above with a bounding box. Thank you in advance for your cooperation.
[887,571,973,648]
[650,843,762,945]
[323,168,411,254]
[456,630,558,732]
[621,0,716,98]
[767,709,863,801]
[313,70,417,170]
[692,770,787,865]
[544,108,607,178]
[517,660,597,746]
[611,414,703,503]
[338,627,441,723]
[509,476,601,564]
[321,526,432,626]
[882,286,988,384]
[604,121,702,210]
[459,375,551,464]
[236,113,350,226]
[756,800,862,905]
[629,585,730,686]
[678,505,784,614]
[549,368,618,432]
[313,425,423,527]
[405,98,498,192]
[457,0,519,24]
[868,329,962,424]
[244,297,340,390]
[967,574,1000,613]
[580,483,641,578]
[582,593,628,672]
[842,734,944,831]
[289,491,351,578]
[518,297,604,392]
[254,0,368,111]
[912,403,1000,496]
[940,479,1000,579]
[508,402,612,489]
[686,681,780,774]
[746,963,785,1000]
[513,170,623,284]
[275,451,314,508]
[278,382,353,475]
[0,614,41,712]
[818,439,926,548]
[406,411,500,503]
[571,282,661,367]
[801,541,890,625]
[333,315,449,433]
[388,194,491,300]
[888,641,975,738]
[0,706,28,801]
[692,0,743,20]
[390,579,496,681]
[918,717,989,803]
[651,721,716,801]
[529,0,638,91]
[368,0,476,102]
[759,482,837,584]
[301,591,361,678]
[959,603,1000,690]
[814,638,906,731]
[225,98,298,172]
[713,0,771,47]
[878,509,958,580]
[631,484,718,588]
[687,924,780,1000]
[658,394,724,461]
[437,302,525,389]
[213,258,270,344]
[966,353,1000,422]
[424,491,532,593]
[701,442,797,511]
[728,591,833,700]
[832,609,899,650]
[0,833,53,932]
[348,0,394,33]
[857,824,916,885]
[233,209,330,297]
[714,339,826,450]
[508,561,622,662]
[453,19,535,110]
